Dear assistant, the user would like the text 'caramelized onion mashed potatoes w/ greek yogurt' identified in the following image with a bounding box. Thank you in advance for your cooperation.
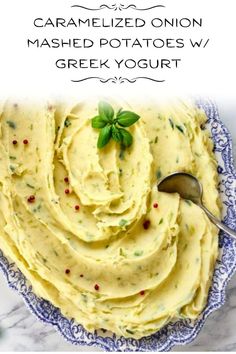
[0,99,220,338]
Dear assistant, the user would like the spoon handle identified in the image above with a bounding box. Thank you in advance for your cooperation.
[200,204,236,239]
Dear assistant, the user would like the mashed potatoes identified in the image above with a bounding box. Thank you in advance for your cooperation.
[0,99,220,338]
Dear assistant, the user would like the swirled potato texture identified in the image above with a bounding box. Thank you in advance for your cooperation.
[0,99,220,338]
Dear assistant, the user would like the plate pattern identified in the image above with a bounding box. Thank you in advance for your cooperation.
[0,100,236,351]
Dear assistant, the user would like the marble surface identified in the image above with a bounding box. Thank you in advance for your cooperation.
[0,101,235,352]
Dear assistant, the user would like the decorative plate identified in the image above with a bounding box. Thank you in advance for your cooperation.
[0,100,236,351]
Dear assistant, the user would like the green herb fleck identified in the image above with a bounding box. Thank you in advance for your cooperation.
[126,329,135,335]
[154,136,159,144]
[26,183,35,189]
[157,304,166,311]
[176,124,184,134]
[6,120,16,129]
[33,204,42,212]
[134,250,143,257]
[189,225,195,235]
[169,118,174,129]
[9,156,16,160]
[64,118,71,128]
[159,218,163,225]
[119,248,126,257]
[156,168,162,179]
[119,219,128,227]
[86,232,94,240]
[119,146,125,160]
[183,244,188,251]
[81,294,88,303]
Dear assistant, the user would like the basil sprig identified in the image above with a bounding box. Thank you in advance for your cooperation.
[91,101,140,149]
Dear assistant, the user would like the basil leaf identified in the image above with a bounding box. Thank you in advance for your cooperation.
[119,128,133,147]
[117,111,140,127]
[91,116,107,129]
[97,125,112,148]
[111,125,122,142]
[99,101,114,122]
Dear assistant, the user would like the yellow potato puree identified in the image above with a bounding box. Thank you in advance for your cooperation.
[0,99,220,338]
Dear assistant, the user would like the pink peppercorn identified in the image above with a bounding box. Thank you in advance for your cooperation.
[94,284,100,291]
[153,202,158,209]
[23,139,29,145]
[143,220,150,230]
[27,195,35,203]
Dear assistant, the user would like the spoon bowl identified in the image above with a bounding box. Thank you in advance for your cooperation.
[157,172,236,239]
[158,172,203,205]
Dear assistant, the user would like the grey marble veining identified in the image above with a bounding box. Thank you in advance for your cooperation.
[0,101,235,352]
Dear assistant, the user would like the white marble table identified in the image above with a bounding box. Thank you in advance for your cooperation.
[0,101,236,352]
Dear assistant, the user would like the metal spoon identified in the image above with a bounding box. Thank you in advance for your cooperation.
[157,172,236,238]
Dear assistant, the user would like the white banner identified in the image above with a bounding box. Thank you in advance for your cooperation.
[0,0,235,100]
